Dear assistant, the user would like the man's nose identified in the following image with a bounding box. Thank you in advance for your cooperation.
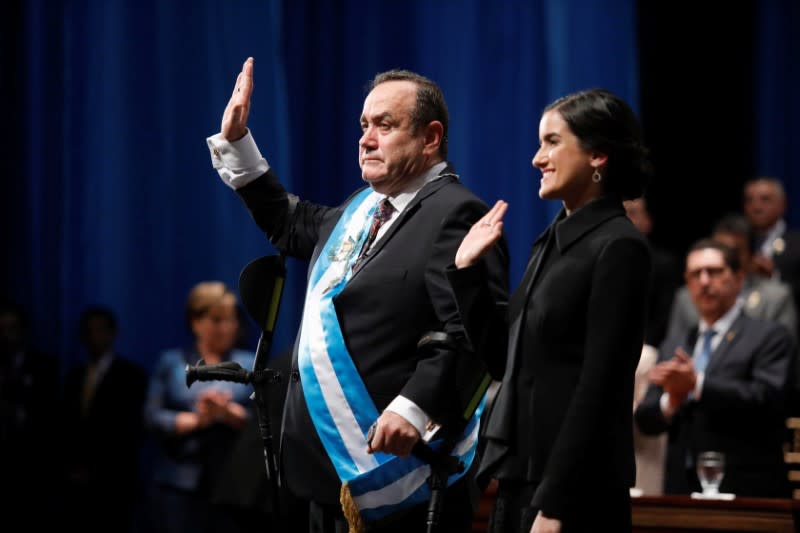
[360,126,377,149]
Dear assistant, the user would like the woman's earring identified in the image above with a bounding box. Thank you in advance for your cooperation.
[592,169,602,183]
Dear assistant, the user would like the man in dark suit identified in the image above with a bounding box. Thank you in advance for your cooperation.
[206,58,508,532]
[635,239,794,498]
[744,176,800,327]
[60,306,148,532]
[666,213,797,343]
[0,301,60,529]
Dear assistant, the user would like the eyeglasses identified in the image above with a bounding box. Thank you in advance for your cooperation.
[685,266,728,281]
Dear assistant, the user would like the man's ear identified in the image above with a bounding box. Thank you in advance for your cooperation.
[422,121,444,156]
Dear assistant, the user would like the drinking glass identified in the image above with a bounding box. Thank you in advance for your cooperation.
[696,451,725,496]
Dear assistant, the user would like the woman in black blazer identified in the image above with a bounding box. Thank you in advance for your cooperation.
[449,89,653,533]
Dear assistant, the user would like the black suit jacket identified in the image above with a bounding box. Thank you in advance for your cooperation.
[773,228,800,327]
[61,354,148,519]
[237,166,509,504]
[450,197,651,520]
[634,314,794,497]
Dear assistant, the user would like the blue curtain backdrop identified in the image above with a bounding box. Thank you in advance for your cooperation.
[756,0,800,227]
[6,0,796,374]
[4,0,641,371]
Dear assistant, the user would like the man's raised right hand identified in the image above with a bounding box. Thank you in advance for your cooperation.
[221,57,254,142]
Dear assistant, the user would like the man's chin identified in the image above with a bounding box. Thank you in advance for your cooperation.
[361,172,386,186]
[363,175,399,195]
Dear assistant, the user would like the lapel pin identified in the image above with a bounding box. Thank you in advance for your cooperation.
[747,290,761,310]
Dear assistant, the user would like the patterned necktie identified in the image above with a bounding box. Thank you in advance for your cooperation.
[694,329,716,374]
[352,198,394,272]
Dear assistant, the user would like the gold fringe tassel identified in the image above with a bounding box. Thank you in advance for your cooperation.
[340,482,367,533]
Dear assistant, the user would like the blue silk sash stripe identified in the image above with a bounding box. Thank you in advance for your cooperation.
[347,397,486,522]
[298,185,484,524]
[319,299,386,442]
[307,187,374,289]
[299,187,381,479]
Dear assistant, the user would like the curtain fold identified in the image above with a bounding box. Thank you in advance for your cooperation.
[755,0,800,226]
[6,0,643,370]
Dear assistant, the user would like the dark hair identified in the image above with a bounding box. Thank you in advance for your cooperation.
[711,213,755,253]
[545,88,653,199]
[687,238,741,273]
[185,281,237,331]
[369,69,449,158]
[744,176,786,199]
[79,306,118,337]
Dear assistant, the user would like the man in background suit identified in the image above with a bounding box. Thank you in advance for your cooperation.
[60,306,148,533]
[666,213,797,342]
[0,301,59,529]
[206,58,508,532]
[635,239,794,498]
[744,177,800,322]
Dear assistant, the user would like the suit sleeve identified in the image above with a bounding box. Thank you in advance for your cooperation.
[399,199,509,424]
[532,236,651,517]
[144,352,182,436]
[702,322,795,420]
[235,168,340,260]
[771,285,798,343]
[446,262,509,380]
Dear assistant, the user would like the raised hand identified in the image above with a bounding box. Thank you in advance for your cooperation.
[221,57,254,141]
[454,200,508,269]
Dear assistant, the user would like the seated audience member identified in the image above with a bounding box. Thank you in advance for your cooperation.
[743,176,800,318]
[635,239,794,498]
[60,305,148,532]
[624,197,680,495]
[666,213,797,342]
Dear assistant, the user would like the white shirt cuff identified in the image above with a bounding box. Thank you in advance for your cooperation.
[206,130,270,190]
[385,395,429,437]
[693,372,705,400]
[659,392,677,419]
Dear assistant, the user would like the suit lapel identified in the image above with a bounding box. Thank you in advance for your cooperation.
[518,226,555,303]
[705,314,745,374]
[501,224,557,390]
[347,171,457,282]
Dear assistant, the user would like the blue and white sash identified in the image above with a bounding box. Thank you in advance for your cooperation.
[297,188,484,529]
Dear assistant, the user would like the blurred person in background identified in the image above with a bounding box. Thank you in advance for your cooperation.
[60,305,148,533]
[743,177,800,321]
[143,281,269,533]
[635,239,793,497]
[0,301,59,528]
[666,213,797,343]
